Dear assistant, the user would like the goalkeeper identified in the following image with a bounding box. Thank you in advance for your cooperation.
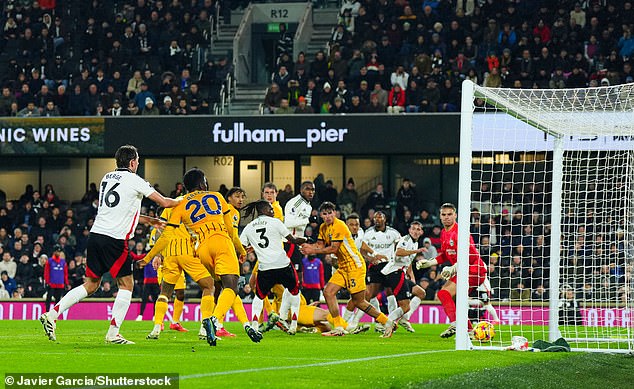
[416,203,487,338]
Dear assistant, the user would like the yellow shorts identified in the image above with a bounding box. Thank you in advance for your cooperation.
[197,236,239,276]
[329,267,366,295]
[298,305,316,326]
[161,254,210,285]
[157,264,187,290]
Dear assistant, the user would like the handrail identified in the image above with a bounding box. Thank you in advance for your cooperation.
[215,1,221,40]
[293,3,314,58]
[225,73,232,103]
[239,54,250,80]
[217,84,226,115]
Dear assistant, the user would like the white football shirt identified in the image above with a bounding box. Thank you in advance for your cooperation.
[352,227,364,251]
[284,194,313,237]
[241,215,292,271]
[382,234,418,275]
[363,226,401,262]
[90,168,155,240]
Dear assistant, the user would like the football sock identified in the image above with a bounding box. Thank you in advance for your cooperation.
[486,303,500,322]
[289,292,300,329]
[232,296,250,326]
[213,288,236,320]
[387,295,397,314]
[370,297,380,313]
[437,289,456,322]
[153,295,169,325]
[406,296,422,320]
[351,308,365,328]
[251,296,264,328]
[375,312,388,325]
[200,295,214,321]
[172,298,184,324]
[388,307,404,322]
[263,296,274,314]
[279,289,293,321]
[342,308,355,323]
[49,285,88,320]
[106,289,132,339]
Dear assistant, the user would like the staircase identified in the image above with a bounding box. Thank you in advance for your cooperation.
[304,8,339,59]
[210,11,243,60]
[229,84,268,115]
[226,7,339,116]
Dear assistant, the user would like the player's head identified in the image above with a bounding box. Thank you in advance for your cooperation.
[345,213,360,234]
[318,201,337,224]
[115,144,139,172]
[183,168,208,192]
[262,182,278,203]
[440,203,457,228]
[408,221,424,239]
[373,211,387,229]
[226,187,246,209]
[243,200,273,218]
[300,181,315,201]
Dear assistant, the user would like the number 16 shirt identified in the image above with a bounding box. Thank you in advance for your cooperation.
[91,168,156,240]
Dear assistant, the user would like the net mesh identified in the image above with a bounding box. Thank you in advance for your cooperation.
[465,82,634,352]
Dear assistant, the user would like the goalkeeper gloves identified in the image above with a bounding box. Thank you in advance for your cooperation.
[440,264,457,280]
[415,258,438,270]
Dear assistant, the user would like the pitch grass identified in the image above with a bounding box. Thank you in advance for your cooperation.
[1,321,632,388]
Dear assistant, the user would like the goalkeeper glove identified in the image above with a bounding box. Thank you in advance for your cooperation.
[440,264,457,280]
[415,258,438,270]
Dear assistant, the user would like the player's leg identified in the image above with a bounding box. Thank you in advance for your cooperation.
[147,280,176,339]
[312,306,332,333]
[251,270,273,329]
[438,280,458,338]
[279,265,301,335]
[321,269,350,335]
[105,274,135,344]
[212,239,262,343]
[138,284,151,320]
[401,282,424,332]
[350,290,395,337]
[350,281,380,330]
[41,235,110,341]
[169,271,187,331]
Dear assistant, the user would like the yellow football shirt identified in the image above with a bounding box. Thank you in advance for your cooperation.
[318,218,364,272]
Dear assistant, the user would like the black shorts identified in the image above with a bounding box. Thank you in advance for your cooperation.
[255,264,299,299]
[384,270,412,301]
[86,233,132,279]
[284,242,303,271]
[366,261,387,285]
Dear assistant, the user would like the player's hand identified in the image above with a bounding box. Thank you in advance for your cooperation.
[416,258,438,270]
[238,254,246,264]
[440,264,457,280]
[152,255,163,270]
[374,254,387,262]
[141,215,166,229]
[417,247,428,253]
[245,246,255,254]
[300,244,315,255]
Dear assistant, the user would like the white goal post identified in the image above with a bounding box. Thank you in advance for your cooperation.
[456,79,634,353]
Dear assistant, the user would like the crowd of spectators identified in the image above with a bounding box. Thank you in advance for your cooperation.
[470,179,629,305]
[263,0,634,114]
[0,0,233,117]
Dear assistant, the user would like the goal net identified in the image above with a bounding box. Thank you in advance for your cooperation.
[455,80,634,353]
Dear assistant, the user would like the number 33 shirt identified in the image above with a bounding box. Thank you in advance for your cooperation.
[91,168,155,240]
[240,216,292,271]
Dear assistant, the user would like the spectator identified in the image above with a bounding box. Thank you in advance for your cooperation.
[0,271,16,296]
[141,97,159,115]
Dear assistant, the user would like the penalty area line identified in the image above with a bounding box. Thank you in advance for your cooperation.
[180,349,451,380]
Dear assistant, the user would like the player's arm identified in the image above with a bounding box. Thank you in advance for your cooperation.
[284,234,307,245]
[406,262,416,281]
[360,241,387,263]
[301,239,341,255]
[147,191,181,208]
[143,225,176,263]
[396,245,426,257]
[138,214,166,229]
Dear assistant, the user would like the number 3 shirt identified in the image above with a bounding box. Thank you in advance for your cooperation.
[240,216,291,271]
[91,168,155,240]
